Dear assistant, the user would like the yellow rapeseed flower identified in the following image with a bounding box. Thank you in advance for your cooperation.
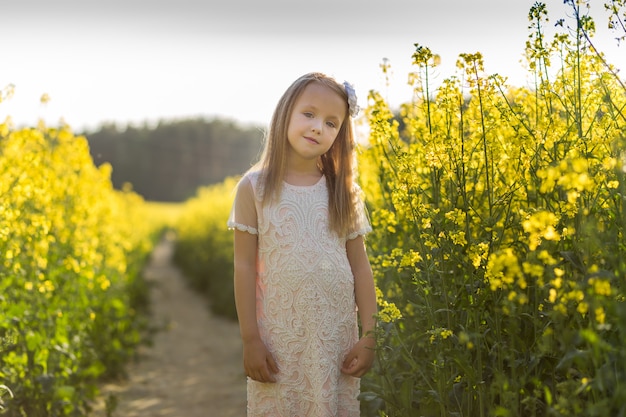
[556,160,595,193]
[400,250,423,268]
[602,156,617,170]
[517,276,528,290]
[594,307,606,325]
[554,303,567,315]
[523,261,544,278]
[538,250,558,265]
[429,327,453,344]
[549,288,557,303]
[468,242,489,269]
[569,289,585,302]
[375,287,402,323]
[588,278,612,296]
[566,190,580,204]
[559,200,579,218]
[98,276,111,291]
[536,166,560,193]
[444,208,466,226]
[450,231,467,246]
[485,248,522,291]
[522,211,561,250]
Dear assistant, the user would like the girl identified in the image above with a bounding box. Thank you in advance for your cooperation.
[228,72,377,416]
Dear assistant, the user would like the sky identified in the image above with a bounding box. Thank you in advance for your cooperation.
[1,0,625,132]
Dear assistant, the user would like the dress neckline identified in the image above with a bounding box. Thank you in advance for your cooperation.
[283,175,325,188]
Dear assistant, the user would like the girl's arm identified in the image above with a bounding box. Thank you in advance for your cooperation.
[341,235,377,377]
[232,179,278,383]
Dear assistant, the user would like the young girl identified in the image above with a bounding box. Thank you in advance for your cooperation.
[228,72,377,416]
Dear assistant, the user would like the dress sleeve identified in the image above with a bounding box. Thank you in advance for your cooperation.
[347,184,373,240]
[227,175,259,235]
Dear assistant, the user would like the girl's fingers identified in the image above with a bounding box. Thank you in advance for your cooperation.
[262,363,277,383]
[267,354,279,374]
[341,356,358,375]
[342,352,356,369]
[247,361,277,383]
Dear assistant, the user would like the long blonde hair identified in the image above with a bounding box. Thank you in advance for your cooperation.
[255,72,358,237]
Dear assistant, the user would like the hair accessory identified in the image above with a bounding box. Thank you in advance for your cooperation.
[343,81,360,118]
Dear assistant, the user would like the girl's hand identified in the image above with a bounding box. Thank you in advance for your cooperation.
[243,337,279,383]
[340,336,375,378]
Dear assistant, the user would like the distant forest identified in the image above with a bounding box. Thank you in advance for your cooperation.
[84,118,264,201]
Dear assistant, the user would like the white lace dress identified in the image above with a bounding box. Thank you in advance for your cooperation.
[228,170,371,417]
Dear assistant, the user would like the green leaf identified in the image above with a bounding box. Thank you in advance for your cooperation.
[55,385,75,400]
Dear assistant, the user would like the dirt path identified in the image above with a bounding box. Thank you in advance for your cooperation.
[93,234,246,416]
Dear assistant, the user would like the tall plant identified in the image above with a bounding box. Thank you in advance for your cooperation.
[360,2,625,416]
[0,121,157,416]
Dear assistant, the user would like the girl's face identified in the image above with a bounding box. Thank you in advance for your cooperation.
[286,82,347,165]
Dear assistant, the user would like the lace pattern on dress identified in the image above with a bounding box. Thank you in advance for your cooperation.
[347,225,372,241]
[229,170,370,417]
[227,221,258,235]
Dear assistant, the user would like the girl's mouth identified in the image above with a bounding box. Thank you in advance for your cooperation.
[304,136,319,144]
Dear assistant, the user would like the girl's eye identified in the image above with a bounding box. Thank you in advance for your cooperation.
[303,112,314,118]
[326,121,337,128]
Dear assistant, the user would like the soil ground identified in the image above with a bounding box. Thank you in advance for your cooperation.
[92,234,247,416]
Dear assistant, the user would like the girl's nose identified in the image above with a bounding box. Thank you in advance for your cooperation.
[311,119,322,133]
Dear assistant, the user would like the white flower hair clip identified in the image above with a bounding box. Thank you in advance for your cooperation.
[343,81,360,118]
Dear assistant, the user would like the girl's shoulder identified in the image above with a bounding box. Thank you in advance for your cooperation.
[351,180,366,200]
[242,169,261,182]
[238,169,264,199]
[237,169,260,186]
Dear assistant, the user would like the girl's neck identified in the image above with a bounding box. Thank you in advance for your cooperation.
[284,161,322,186]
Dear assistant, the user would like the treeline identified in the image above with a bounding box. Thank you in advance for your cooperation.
[84,117,263,201]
